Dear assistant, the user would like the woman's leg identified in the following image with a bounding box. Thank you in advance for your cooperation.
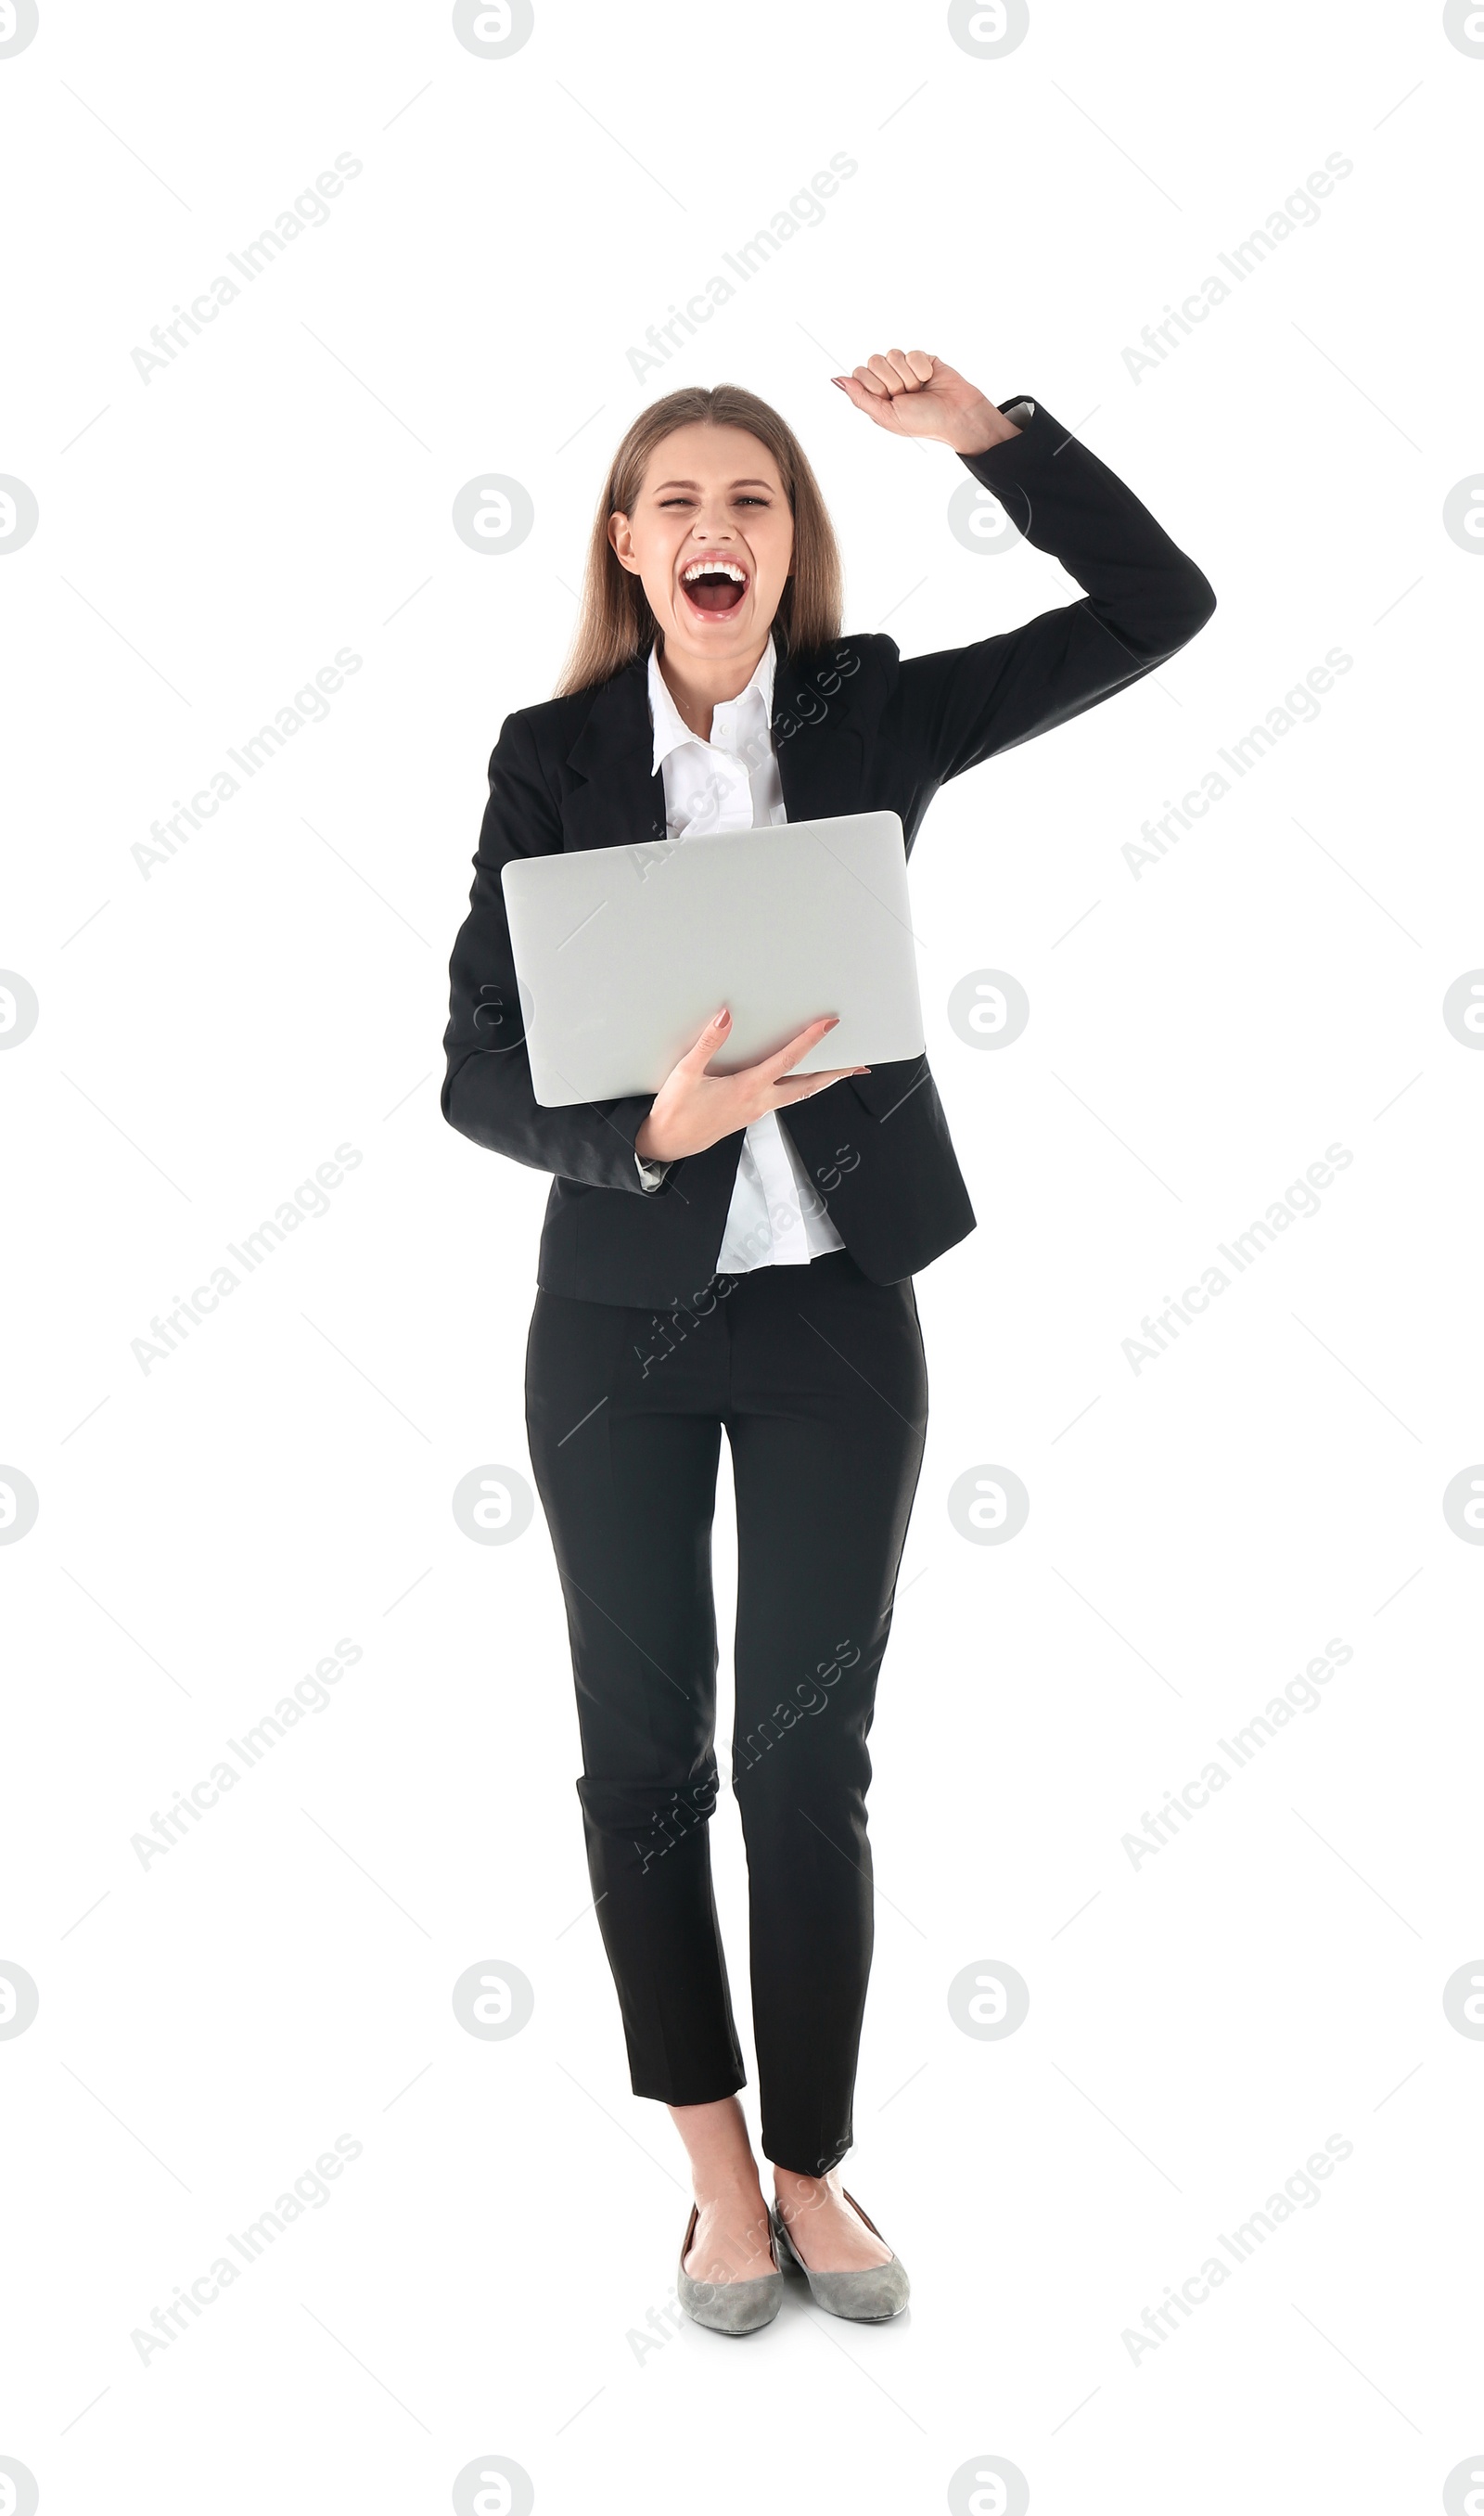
[724,1252,928,2266]
[525,1286,746,2110]
[665,2096,775,2284]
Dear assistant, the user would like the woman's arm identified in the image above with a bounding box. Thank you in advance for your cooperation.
[441,709,661,1190]
[835,351,1216,783]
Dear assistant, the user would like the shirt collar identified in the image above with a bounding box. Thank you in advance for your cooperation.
[647,633,776,776]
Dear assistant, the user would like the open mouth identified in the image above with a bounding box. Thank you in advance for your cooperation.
[679,558,748,618]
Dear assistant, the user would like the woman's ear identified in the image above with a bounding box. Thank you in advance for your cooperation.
[608,512,640,573]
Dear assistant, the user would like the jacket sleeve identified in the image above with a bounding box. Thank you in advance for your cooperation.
[886,396,1217,784]
[441,708,661,1191]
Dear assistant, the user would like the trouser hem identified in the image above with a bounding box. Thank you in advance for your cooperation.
[762,2137,851,2177]
[634,2072,748,2108]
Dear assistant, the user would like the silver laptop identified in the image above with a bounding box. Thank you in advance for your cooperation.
[502,811,925,1110]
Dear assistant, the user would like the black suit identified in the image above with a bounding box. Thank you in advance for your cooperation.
[441,397,1216,1307]
[442,399,1215,2176]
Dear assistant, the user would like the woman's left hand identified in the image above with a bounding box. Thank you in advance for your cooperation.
[831,350,1020,456]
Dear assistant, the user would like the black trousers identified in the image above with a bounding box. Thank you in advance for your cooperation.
[524,1247,928,2176]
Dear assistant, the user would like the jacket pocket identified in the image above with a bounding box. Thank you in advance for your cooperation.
[848,1056,930,1123]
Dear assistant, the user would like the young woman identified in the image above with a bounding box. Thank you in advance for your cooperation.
[442,350,1215,2334]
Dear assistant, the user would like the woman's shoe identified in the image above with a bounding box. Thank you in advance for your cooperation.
[772,2191,911,2322]
[676,2202,785,2335]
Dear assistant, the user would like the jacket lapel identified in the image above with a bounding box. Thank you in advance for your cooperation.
[771,643,866,824]
[562,655,668,854]
[560,639,866,851]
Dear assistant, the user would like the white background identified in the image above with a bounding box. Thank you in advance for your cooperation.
[3,2,1482,2510]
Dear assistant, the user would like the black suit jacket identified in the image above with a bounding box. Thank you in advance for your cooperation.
[441,398,1216,1307]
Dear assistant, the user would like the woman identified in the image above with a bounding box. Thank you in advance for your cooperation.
[441,350,1215,2334]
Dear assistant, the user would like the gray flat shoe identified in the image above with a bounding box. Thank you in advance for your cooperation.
[772,2190,910,2322]
[676,2202,785,2335]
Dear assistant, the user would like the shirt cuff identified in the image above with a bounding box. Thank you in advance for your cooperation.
[635,1152,671,1191]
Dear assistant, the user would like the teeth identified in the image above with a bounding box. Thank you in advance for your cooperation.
[682,558,747,584]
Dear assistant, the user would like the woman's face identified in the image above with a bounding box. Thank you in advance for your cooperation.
[608,423,795,671]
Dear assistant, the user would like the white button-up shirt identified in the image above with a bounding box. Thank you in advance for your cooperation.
[641,634,847,1273]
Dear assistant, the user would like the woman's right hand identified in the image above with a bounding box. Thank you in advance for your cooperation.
[633,1009,868,1164]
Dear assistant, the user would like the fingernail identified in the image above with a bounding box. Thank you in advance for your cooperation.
[831,377,850,392]
[715,1006,730,1021]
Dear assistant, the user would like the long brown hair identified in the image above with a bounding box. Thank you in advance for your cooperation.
[553,383,843,699]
